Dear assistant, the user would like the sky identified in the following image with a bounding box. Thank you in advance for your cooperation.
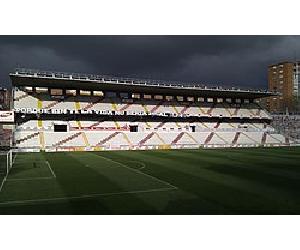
[0,35,300,89]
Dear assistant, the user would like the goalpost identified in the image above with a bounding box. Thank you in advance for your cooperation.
[0,150,13,178]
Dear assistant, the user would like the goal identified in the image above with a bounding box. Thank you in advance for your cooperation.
[0,150,13,177]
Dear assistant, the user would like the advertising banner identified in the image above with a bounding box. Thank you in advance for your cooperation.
[0,110,14,122]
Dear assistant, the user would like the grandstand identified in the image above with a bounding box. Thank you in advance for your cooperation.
[9,68,290,152]
[0,87,13,151]
[271,113,300,143]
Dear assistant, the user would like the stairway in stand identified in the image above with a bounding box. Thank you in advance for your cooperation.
[155,122,165,129]
[44,96,71,109]
[180,105,190,115]
[138,132,155,146]
[150,100,164,113]
[232,132,241,145]
[96,132,119,146]
[88,121,102,129]
[204,132,214,144]
[233,107,239,116]
[82,97,103,110]
[214,122,220,128]
[171,132,184,144]
[119,103,133,111]
[52,132,82,147]
[206,104,215,115]
[16,132,40,144]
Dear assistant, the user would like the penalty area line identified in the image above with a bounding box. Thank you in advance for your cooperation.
[7,176,55,182]
[0,175,8,193]
[46,161,56,178]
[0,152,17,193]
[0,186,177,206]
[12,152,17,165]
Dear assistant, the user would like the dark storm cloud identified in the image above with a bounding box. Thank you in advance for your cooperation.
[0,35,299,88]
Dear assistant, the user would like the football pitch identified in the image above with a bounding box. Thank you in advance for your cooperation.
[0,147,300,214]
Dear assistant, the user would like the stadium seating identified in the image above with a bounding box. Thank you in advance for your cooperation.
[271,114,300,143]
[13,88,288,151]
[14,119,288,150]
[14,90,271,119]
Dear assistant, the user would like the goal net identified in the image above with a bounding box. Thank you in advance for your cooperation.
[0,150,13,177]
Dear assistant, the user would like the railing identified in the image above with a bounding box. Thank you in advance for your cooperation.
[15,126,274,133]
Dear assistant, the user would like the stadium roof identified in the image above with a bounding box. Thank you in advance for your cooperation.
[10,68,278,99]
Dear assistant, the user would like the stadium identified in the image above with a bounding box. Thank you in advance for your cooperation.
[0,68,300,214]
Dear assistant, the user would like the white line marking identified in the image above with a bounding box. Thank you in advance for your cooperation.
[0,175,8,193]
[11,161,50,170]
[13,161,47,165]
[12,152,17,165]
[45,161,56,178]
[0,151,16,193]
[92,153,178,189]
[0,187,177,206]
[7,176,54,182]
[127,161,147,170]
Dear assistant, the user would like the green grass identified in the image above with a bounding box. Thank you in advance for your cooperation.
[0,147,300,214]
[0,153,8,184]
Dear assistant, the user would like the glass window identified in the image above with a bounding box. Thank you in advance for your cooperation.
[93,91,104,96]
[165,96,173,101]
[132,93,140,99]
[80,90,91,96]
[144,94,152,99]
[154,95,163,100]
[177,96,184,102]
[50,89,63,96]
[66,90,76,96]
[24,86,33,92]
[35,87,48,93]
